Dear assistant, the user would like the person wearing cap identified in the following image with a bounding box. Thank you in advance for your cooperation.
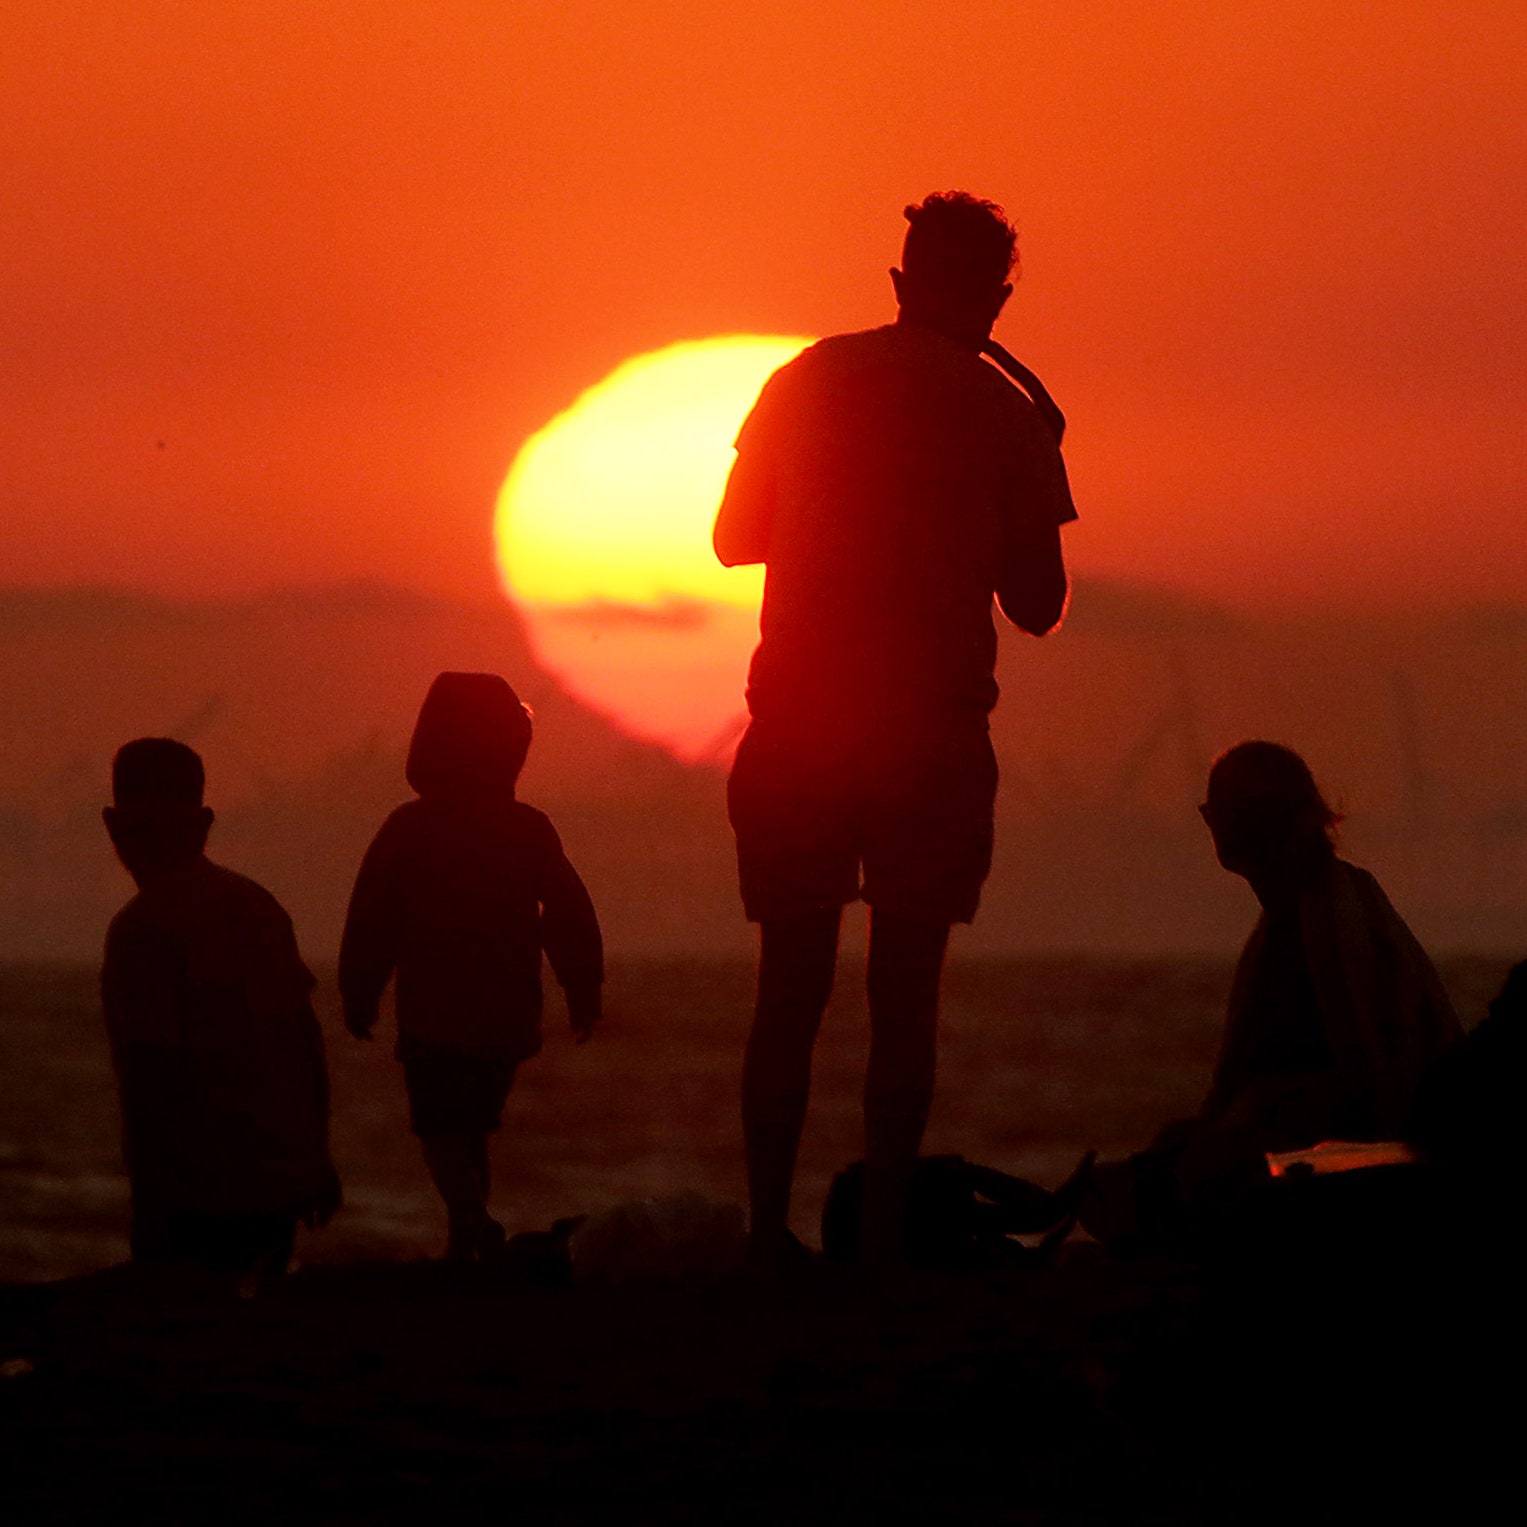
[101,738,339,1281]
[339,672,603,1263]
[714,191,1077,1266]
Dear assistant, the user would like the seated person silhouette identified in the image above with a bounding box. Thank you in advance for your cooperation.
[101,738,339,1281]
[1208,956,1525,1307]
[1078,741,1464,1256]
[340,673,603,1264]
[715,192,1076,1267]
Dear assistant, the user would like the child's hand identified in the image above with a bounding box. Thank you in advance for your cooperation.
[305,1165,343,1228]
[343,1007,377,1041]
[567,988,601,1045]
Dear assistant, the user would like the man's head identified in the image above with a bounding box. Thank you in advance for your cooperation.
[891,192,1018,347]
[103,738,214,884]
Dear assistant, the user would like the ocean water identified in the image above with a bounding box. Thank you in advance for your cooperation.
[0,954,1513,1282]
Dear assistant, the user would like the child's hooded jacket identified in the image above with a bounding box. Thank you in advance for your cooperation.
[339,673,603,1062]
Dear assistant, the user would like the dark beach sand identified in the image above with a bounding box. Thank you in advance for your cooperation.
[3,1221,1506,1526]
[2,956,1511,1521]
[0,1249,1202,1525]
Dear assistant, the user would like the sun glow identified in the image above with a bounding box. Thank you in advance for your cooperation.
[495,335,812,758]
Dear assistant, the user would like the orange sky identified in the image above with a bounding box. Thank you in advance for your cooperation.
[5,2,1525,611]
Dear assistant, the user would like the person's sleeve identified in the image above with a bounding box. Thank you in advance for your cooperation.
[102,915,184,1054]
[1002,395,1078,527]
[337,816,406,1035]
[713,364,793,567]
[534,815,604,1003]
[994,400,1075,633]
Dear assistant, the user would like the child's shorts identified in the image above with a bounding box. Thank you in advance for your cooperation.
[402,1051,518,1137]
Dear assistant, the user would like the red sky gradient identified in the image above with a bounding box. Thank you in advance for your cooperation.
[5,2,1525,612]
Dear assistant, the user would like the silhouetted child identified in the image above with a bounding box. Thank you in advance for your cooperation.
[340,672,603,1262]
[101,738,339,1282]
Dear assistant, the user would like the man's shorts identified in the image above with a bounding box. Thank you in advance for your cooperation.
[727,714,998,925]
[401,1049,519,1138]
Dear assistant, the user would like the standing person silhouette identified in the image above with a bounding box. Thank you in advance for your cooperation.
[715,192,1077,1266]
[340,673,603,1264]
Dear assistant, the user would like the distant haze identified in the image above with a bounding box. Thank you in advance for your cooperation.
[5,4,1526,610]
[3,581,1523,960]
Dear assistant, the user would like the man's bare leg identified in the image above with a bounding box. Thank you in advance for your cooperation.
[862,910,949,1265]
[742,909,841,1262]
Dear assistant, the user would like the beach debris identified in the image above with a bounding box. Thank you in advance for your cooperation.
[1266,1141,1420,1179]
[568,1193,746,1287]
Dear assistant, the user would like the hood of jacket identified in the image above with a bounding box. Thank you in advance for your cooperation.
[405,671,531,799]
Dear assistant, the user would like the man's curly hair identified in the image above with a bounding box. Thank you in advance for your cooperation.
[902,192,1018,289]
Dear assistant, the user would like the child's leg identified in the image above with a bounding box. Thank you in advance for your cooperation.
[466,1129,508,1256]
[406,1054,515,1260]
[466,1132,507,1260]
[420,1131,494,1259]
[469,1130,491,1202]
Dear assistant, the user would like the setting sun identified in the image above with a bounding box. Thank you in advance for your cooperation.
[495,335,812,757]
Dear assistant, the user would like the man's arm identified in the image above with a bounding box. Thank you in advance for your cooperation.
[714,367,792,567]
[996,517,1068,636]
[712,448,775,567]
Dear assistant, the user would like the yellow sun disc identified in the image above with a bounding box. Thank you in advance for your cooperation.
[495,335,812,758]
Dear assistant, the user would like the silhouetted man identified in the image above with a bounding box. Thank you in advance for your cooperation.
[715,192,1076,1265]
[102,738,338,1281]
